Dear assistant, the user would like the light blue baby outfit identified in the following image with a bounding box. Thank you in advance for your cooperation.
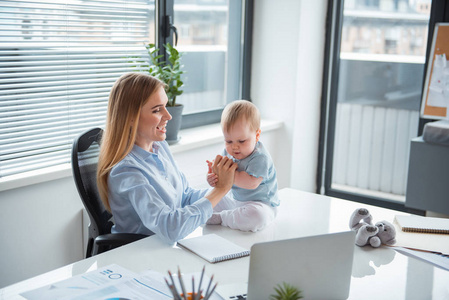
[223,141,279,207]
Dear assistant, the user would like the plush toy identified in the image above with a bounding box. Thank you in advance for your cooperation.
[349,208,396,247]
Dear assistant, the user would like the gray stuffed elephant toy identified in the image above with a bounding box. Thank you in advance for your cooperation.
[349,208,396,247]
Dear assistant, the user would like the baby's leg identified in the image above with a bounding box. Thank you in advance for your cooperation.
[206,192,238,225]
[212,192,238,212]
[220,201,277,232]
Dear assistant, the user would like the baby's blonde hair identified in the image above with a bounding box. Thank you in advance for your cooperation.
[221,100,260,133]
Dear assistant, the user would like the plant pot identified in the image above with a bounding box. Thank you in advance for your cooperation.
[166,104,183,144]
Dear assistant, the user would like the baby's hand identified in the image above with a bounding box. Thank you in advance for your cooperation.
[206,160,214,172]
[207,173,218,187]
[206,160,218,187]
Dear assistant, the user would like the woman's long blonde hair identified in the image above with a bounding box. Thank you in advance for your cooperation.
[97,73,164,211]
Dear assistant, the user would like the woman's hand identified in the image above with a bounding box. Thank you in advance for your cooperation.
[205,155,237,207]
[211,155,237,191]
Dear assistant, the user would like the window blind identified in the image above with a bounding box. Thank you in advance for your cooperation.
[0,0,154,178]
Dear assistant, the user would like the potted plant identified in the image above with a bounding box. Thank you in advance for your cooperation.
[145,42,184,144]
[270,282,303,300]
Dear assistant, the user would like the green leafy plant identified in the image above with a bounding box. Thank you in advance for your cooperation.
[270,282,303,300]
[145,42,184,106]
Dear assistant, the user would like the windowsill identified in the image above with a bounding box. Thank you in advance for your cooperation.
[0,120,283,192]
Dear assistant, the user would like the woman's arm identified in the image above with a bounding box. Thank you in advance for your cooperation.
[109,167,212,244]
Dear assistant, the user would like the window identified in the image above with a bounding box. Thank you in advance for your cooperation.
[173,0,250,128]
[319,0,435,210]
[0,0,252,179]
[174,0,242,115]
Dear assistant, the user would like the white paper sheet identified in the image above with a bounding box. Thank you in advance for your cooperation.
[21,264,222,300]
[393,246,449,271]
[21,264,139,300]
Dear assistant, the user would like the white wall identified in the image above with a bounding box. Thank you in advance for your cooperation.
[251,0,327,192]
[0,178,84,287]
[0,0,328,288]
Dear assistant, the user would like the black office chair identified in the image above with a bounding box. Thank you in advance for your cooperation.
[71,127,149,258]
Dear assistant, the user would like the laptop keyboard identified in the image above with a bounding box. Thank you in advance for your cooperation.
[229,294,247,299]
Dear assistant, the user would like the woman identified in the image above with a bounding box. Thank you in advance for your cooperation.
[97,73,236,244]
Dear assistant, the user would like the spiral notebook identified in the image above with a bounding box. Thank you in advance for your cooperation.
[177,234,250,263]
[395,215,449,234]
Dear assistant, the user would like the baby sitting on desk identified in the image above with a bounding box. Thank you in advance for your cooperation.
[206,100,280,232]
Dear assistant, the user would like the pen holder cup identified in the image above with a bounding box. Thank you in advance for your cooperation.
[179,292,203,300]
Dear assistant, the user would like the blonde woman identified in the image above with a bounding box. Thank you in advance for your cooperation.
[97,73,237,244]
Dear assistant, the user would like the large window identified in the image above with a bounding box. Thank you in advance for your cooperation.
[319,0,435,210]
[0,0,251,179]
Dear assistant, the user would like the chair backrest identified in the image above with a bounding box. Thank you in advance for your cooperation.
[71,128,113,242]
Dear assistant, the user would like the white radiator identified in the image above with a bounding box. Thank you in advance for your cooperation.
[332,102,419,197]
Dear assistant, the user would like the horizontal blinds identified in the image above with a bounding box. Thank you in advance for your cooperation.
[0,0,154,177]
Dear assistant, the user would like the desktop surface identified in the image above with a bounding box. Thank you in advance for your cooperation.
[1,188,448,299]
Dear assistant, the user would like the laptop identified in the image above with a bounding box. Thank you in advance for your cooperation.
[216,231,356,300]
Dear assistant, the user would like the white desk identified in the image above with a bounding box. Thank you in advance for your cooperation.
[1,188,449,299]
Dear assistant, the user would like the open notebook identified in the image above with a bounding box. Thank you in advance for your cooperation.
[177,234,250,263]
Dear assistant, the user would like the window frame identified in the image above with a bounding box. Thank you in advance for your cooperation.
[317,0,447,213]
[159,0,254,130]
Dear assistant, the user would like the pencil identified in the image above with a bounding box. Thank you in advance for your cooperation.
[204,274,214,298]
[178,267,188,300]
[168,270,176,288]
[165,278,181,300]
[192,277,195,300]
[197,266,205,298]
[205,282,218,300]
[198,289,204,300]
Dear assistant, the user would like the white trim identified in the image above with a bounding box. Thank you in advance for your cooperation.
[331,183,406,203]
[0,119,283,192]
[0,164,73,192]
[340,52,425,64]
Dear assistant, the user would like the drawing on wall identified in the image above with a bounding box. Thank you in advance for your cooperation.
[421,23,449,119]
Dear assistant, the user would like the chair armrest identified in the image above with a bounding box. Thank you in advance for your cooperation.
[94,233,149,247]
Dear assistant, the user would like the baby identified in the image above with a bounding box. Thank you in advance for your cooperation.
[206,100,279,232]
